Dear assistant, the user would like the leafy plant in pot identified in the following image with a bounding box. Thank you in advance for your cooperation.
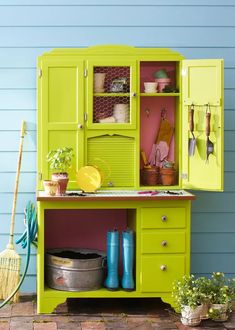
[46,147,74,195]
[172,275,207,326]
[208,272,235,322]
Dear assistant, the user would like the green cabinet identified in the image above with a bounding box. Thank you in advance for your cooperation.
[38,45,224,192]
[36,45,224,314]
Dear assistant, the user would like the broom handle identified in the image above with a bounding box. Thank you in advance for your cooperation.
[8,121,26,248]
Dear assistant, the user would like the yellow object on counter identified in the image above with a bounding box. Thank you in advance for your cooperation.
[76,166,102,192]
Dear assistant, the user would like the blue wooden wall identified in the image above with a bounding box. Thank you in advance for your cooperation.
[0,0,234,293]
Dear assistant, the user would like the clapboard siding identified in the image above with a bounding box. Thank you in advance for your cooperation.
[1,27,235,48]
[191,254,235,274]
[192,213,235,233]
[0,173,36,192]
[0,2,234,293]
[0,6,235,26]
[0,152,36,172]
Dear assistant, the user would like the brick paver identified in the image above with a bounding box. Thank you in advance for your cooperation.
[11,301,34,316]
[0,321,9,330]
[0,304,11,318]
[33,322,57,330]
[80,321,106,329]
[0,296,235,329]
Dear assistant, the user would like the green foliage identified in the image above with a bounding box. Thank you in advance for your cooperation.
[209,272,235,305]
[172,272,235,314]
[46,147,74,173]
[172,275,205,312]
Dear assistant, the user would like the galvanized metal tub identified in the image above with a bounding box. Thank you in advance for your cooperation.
[45,248,106,291]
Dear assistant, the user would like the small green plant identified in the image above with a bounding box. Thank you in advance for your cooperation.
[209,272,235,305]
[172,275,206,313]
[46,147,74,173]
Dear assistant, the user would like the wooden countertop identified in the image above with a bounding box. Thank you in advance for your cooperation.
[37,190,196,202]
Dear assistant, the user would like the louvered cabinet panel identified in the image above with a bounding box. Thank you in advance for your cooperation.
[87,134,136,188]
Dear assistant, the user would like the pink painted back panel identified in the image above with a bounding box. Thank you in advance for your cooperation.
[140,97,176,167]
[44,209,127,252]
[140,61,176,93]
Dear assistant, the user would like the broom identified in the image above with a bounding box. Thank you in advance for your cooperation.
[0,121,26,302]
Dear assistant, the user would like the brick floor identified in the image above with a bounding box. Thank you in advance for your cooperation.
[0,296,234,329]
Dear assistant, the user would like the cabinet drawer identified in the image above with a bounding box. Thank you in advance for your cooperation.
[140,255,185,292]
[141,207,186,229]
[141,231,185,254]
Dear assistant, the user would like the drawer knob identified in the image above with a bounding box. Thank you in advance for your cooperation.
[160,265,167,271]
[161,215,167,222]
[161,240,167,247]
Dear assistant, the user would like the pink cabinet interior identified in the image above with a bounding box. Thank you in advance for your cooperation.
[139,61,179,186]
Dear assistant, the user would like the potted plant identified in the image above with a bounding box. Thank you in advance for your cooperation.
[160,160,176,186]
[172,274,206,326]
[46,147,74,195]
[208,272,235,321]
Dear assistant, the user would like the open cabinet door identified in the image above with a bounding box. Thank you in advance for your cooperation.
[181,59,224,191]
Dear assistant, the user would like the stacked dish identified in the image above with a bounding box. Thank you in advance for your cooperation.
[113,104,129,123]
[144,82,158,93]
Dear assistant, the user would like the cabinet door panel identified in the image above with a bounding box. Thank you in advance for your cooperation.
[87,60,137,129]
[182,59,224,191]
[141,231,185,254]
[141,255,185,292]
[141,207,186,229]
[87,134,136,188]
[38,58,84,189]
[48,67,78,123]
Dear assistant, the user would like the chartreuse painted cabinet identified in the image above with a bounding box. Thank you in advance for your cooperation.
[36,45,223,313]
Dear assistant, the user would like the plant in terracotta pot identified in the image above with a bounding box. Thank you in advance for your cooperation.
[46,147,74,195]
[172,274,207,326]
[153,69,171,93]
[160,160,176,186]
[208,272,235,321]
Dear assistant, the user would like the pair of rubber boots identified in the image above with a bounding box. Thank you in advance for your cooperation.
[104,229,134,291]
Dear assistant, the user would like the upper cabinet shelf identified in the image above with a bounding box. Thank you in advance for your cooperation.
[94,93,130,97]
[140,93,180,97]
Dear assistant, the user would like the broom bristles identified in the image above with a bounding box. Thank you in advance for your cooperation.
[0,248,21,302]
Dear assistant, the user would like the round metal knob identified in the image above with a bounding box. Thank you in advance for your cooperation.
[108,181,114,187]
[78,124,83,129]
[160,265,167,271]
[161,240,167,247]
[131,92,136,97]
[161,215,167,222]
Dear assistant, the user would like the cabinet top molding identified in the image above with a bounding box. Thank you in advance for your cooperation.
[40,44,185,59]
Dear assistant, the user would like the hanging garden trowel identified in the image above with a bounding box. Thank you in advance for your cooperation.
[188,105,196,156]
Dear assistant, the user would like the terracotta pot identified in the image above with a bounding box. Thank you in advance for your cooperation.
[43,180,58,196]
[52,173,69,195]
[155,78,171,93]
[141,167,160,186]
[160,168,176,186]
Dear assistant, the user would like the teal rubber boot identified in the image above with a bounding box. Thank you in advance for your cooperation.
[121,229,134,291]
[104,229,119,290]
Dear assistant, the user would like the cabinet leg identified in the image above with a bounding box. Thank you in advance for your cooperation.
[161,295,176,310]
[37,296,67,314]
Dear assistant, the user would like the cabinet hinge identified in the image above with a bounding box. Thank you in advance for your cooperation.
[38,69,42,78]
[84,113,87,121]
[38,172,42,181]
[181,173,188,180]
[84,68,88,77]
